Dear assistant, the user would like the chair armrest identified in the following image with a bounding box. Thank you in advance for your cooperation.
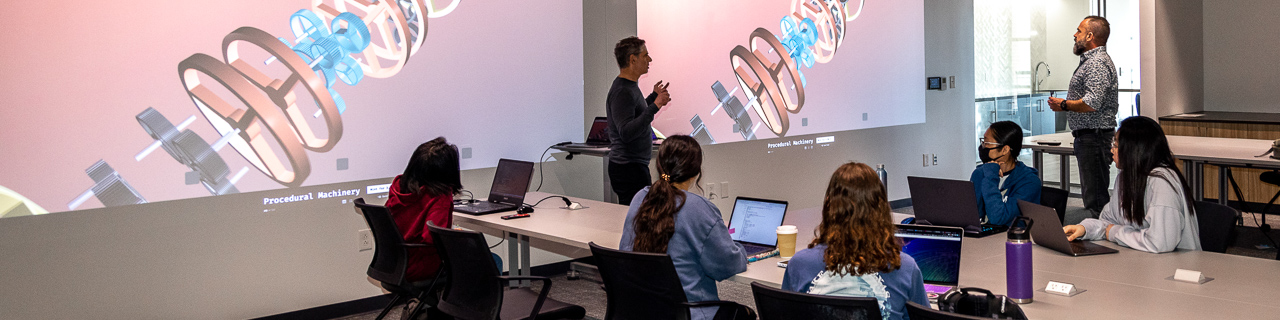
[498,276,552,319]
[680,300,742,308]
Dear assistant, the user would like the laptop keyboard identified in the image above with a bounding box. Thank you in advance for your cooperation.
[741,243,773,255]
[465,202,512,211]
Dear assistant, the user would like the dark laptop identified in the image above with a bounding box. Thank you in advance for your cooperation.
[726,196,789,256]
[453,159,535,215]
[564,117,610,148]
[1018,200,1119,256]
[907,176,1009,238]
[896,224,965,300]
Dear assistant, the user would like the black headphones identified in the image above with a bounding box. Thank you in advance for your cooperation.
[936,287,1027,319]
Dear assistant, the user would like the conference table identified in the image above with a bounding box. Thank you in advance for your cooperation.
[1024,132,1280,205]
[454,192,1280,319]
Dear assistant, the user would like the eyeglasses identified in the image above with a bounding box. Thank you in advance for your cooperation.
[979,138,1001,147]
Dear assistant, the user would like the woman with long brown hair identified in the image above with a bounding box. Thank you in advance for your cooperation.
[781,162,929,320]
[619,135,747,320]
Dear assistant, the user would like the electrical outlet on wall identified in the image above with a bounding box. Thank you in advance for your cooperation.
[358,229,373,252]
[949,76,956,88]
[705,183,718,199]
[923,154,931,167]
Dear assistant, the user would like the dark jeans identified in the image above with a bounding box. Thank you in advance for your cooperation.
[1074,131,1114,215]
[608,161,651,205]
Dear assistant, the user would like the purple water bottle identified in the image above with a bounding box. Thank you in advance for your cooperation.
[1006,216,1034,304]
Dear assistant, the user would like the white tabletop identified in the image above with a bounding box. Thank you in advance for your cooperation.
[452,192,628,250]
[1024,132,1280,168]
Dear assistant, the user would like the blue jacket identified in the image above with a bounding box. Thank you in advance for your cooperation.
[620,187,747,320]
[969,161,1041,226]
[781,245,931,320]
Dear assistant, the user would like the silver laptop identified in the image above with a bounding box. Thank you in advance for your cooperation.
[726,197,789,256]
[896,224,965,300]
[453,159,535,215]
[563,117,610,148]
[1017,200,1119,256]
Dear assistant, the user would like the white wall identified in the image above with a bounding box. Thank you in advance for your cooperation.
[1202,0,1280,113]
[0,0,975,318]
[1140,0,1204,117]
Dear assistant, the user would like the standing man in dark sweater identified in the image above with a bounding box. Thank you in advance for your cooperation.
[607,36,671,205]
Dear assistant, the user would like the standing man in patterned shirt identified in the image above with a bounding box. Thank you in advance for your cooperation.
[1048,16,1118,218]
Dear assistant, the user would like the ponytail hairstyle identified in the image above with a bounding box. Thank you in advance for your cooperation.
[811,162,901,275]
[399,137,463,197]
[631,135,703,253]
[1115,116,1195,224]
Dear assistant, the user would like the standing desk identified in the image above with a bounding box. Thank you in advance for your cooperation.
[452,192,628,283]
[1024,132,1280,205]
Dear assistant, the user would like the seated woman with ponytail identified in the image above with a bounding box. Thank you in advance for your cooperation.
[619,135,748,320]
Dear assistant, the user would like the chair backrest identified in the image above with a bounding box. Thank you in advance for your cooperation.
[354,198,411,288]
[1040,186,1069,224]
[750,282,882,320]
[1194,200,1237,253]
[428,223,504,320]
[588,242,691,320]
[905,301,988,320]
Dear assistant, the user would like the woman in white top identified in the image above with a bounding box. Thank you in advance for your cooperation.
[1063,116,1201,253]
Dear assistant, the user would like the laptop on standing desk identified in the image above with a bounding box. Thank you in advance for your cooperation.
[563,117,611,148]
[907,176,1010,238]
[454,159,535,215]
[726,196,789,256]
[896,224,965,300]
[1018,200,1119,256]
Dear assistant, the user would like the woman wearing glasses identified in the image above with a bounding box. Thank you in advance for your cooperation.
[1063,116,1200,253]
[970,121,1042,226]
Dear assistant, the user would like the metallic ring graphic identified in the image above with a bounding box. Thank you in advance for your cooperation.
[792,0,846,63]
[732,45,789,136]
[312,0,413,78]
[747,28,805,113]
[398,0,430,56]
[224,26,344,152]
[179,53,311,187]
[423,0,460,18]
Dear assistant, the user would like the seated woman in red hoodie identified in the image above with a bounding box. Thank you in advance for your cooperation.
[386,137,462,282]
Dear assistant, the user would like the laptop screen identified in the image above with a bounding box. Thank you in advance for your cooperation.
[586,117,609,144]
[727,197,788,246]
[896,224,963,286]
[488,159,535,205]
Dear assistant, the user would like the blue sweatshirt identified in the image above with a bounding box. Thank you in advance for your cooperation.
[969,161,1041,226]
[782,245,931,320]
[620,187,747,320]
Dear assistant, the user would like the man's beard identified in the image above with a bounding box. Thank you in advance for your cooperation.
[1073,38,1088,55]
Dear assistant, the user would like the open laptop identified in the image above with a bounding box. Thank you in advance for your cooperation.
[564,117,610,148]
[1018,200,1119,256]
[896,224,965,300]
[907,176,1009,238]
[453,159,535,215]
[726,196,789,256]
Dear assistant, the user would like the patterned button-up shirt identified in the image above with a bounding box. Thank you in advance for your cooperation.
[1065,46,1118,130]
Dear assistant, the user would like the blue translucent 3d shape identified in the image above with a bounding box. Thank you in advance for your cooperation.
[135,107,247,196]
[279,10,372,115]
[68,160,147,210]
[780,16,818,87]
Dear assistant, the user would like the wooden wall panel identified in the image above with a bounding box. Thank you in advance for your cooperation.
[1163,120,1280,206]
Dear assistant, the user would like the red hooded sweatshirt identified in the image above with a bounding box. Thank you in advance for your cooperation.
[385,175,453,282]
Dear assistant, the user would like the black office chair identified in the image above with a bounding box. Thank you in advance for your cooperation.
[428,224,585,320]
[353,198,442,320]
[750,282,882,320]
[1040,186,1070,224]
[588,242,755,320]
[905,301,988,320]
[1194,200,1238,253]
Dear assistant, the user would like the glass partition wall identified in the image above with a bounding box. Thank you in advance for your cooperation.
[974,0,1139,190]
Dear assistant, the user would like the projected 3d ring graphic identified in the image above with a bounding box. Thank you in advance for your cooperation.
[641,0,924,146]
